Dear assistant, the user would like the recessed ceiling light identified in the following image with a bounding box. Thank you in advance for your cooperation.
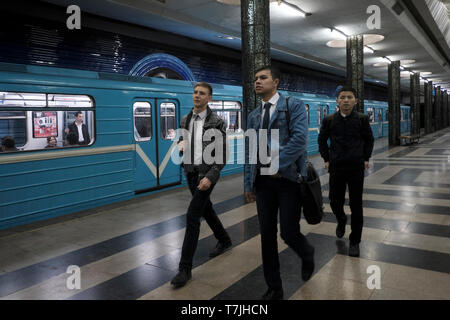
[420,72,432,75]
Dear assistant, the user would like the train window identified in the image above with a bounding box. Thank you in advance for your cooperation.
[366,107,375,123]
[47,94,94,108]
[208,101,223,110]
[209,101,242,133]
[305,104,310,125]
[386,109,389,122]
[0,111,27,148]
[160,102,176,140]
[0,92,94,152]
[0,92,46,107]
[134,102,152,141]
[378,109,382,122]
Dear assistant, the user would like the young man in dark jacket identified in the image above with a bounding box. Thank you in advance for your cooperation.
[244,66,314,300]
[170,82,232,288]
[65,111,90,145]
[318,87,374,257]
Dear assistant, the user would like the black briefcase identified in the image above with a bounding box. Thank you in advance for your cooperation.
[299,161,324,225]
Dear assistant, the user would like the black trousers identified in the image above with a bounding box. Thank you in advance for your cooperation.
[329,167,365,244]
[255,175,314,290]
[179,171,231,270]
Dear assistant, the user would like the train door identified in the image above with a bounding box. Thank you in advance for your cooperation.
[133,99,181,193]
[133,100,157,192]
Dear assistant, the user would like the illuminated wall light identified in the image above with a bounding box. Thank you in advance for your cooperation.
[330,27,348,39]
[364,46,375,54]
[272,0,310,17]
[400,65,405,70]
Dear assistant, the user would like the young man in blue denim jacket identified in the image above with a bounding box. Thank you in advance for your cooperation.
[244,65,315,300]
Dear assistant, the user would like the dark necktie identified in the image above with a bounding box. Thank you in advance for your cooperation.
[258,102,271,169]
[262,102,271,129]
[191,114,199,164]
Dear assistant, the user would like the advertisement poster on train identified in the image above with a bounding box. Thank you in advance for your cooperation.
[33,111,57,138]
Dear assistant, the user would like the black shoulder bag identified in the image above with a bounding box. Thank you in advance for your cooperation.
[285,98,324,225]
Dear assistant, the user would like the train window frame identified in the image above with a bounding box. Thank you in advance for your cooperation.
[305,104,310,125]
[378,109,383,122]
[0,91,95,153]
[208,100,242,133]
[160,102,176,140]
[323,105,329,119]
[317,107,322,127]
[133,101,153,142]
[366,107,375,123]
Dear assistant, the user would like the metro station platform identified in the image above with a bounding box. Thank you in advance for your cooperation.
[0,129,449,300]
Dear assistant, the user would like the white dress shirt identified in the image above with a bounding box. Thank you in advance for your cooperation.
[261,92,280,126]
[189,109,207,165]
[76,122,84,143]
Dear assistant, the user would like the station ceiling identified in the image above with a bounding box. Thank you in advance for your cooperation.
[42,0,450,93]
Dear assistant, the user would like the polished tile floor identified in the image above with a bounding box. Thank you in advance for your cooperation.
[0,129,449,300]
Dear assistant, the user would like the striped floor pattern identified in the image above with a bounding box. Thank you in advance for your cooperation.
[0,129,449,300]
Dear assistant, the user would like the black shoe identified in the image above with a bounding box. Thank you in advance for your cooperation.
[349,243,360,257]
[170,269,192,288]
[209,240,232,258]
[302,247,315,281]
[261,288,284,300]
[336,218,347,239]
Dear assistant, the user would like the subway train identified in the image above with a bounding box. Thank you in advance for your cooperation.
[0,62,411,230]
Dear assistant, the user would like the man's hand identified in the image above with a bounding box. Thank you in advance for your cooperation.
[324,161,329,172]
[245,192,256,203]
[197,177,212,191]
[364,161,370,170]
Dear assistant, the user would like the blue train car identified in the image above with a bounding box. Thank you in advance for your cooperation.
[0,62,411,230]
[0,63,243,230]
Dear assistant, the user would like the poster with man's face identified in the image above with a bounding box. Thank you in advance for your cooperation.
[33,111,57,138]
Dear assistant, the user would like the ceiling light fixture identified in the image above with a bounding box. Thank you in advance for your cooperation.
[399,65,405,70]
[364,46,375,54]
[276,0,311,17]
[382,56,392,64]
[330,27,348,39]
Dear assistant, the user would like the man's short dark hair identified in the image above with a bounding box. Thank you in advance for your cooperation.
[194,82,213,96]
[337,86,358,99]
[75,111,83,117]
[255,65,281,82]
[1,136,16,149]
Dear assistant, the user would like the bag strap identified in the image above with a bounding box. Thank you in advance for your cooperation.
[285,97,291,135]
